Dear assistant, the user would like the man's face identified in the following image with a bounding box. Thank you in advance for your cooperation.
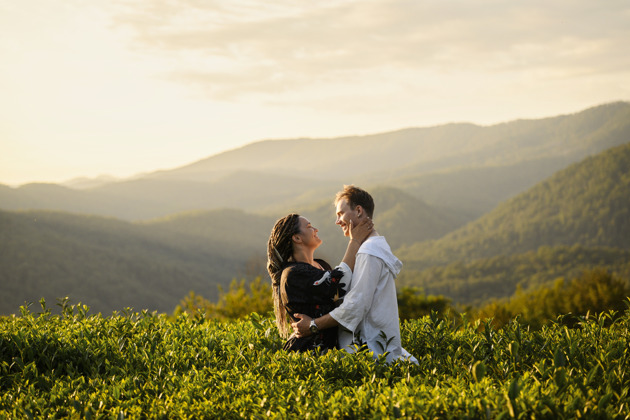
[335,198,360,237]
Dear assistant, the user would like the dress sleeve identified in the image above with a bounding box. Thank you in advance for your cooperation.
[335,262,352,291]
[329,254,382,333]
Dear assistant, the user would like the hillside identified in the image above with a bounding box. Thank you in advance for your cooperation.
[0,187,459,315]
[1,102,628,220]
[291,187,469,263]
[398,141,630,269]
[0,209,275,315]
[389,156,574,217]
[399,245,630,306]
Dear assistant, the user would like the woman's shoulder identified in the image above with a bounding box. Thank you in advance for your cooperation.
[282,261,318,276]
[315,259,332,271]
[281,260,330,283]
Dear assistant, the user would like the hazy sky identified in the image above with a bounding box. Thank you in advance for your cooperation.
[1,0,629,186]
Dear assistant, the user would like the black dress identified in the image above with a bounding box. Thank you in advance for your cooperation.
[280,259,347,353]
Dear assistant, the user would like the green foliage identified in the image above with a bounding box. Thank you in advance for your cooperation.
[400,245,630,306]
[174,277,273,320]
[174,282,453,323]
[475,269,630,329]
[1,301,629,418]
[396,287,453,321]
[170,267,628,333]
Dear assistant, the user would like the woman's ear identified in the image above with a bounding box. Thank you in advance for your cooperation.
[292,234,301,244]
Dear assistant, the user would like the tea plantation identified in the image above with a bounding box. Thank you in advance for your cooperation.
[1,301,629,419]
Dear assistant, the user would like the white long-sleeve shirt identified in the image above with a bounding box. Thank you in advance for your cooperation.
[330,235,418,364]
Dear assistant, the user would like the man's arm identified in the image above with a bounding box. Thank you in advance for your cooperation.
[292,253,382,338]
[292,313,338,338]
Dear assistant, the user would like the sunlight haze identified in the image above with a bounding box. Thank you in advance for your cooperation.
[1,0,629,186]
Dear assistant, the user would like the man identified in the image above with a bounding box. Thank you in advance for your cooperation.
[292,185,417,363]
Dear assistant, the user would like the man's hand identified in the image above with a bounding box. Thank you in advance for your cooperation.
[292,313,312,338]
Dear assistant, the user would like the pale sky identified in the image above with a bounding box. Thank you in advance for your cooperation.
[1,0,629,186]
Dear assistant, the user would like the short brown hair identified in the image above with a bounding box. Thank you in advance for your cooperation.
[334,185,374,218]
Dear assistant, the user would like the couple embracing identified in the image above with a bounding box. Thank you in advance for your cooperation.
[267,185,417,364]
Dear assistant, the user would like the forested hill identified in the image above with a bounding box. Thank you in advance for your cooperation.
[0,188,464,315]
[0,209,275,315]
[289,186,470,263]
[398,142,630,269]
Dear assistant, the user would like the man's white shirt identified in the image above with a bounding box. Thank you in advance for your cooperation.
[331,236,418,364]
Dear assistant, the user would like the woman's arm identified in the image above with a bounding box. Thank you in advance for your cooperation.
[341,217,373,271]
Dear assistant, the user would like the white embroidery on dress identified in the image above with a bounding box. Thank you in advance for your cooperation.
[312,272,330,286]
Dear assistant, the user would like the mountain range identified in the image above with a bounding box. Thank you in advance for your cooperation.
[2,101,629,220]
[1,101,629,314]
[397,141,630,305]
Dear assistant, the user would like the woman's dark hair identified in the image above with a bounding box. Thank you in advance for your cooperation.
[267,213,301,337]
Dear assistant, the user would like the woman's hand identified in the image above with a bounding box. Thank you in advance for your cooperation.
[349,216,374,244]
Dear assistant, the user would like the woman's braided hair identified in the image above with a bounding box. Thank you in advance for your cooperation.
[267,213,301,337]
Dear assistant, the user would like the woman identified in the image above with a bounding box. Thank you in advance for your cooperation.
[267,213,373,352]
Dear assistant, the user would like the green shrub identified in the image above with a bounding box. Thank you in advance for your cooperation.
[476,268,630,328]
[174,276,273,320]
[1,299,629,418]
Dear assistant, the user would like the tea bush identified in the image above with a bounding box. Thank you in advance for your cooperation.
[1,300,629,419]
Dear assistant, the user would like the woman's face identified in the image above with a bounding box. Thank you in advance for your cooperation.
[294,216,322,249]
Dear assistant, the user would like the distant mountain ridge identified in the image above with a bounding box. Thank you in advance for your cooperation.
[155,101,630,181]
[62,175,122,190]
[0,102,628,220]
[399,141,630,269]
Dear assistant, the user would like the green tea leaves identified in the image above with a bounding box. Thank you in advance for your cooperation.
[1,307,628,417]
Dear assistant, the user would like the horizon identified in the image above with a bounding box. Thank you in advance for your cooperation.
[1,100,626,188]
[1,100,623,188]
[2,1,629,186]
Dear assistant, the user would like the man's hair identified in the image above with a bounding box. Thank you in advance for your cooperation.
[334,185,374,218]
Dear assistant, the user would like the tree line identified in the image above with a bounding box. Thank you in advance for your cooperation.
[174,267,630,329]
